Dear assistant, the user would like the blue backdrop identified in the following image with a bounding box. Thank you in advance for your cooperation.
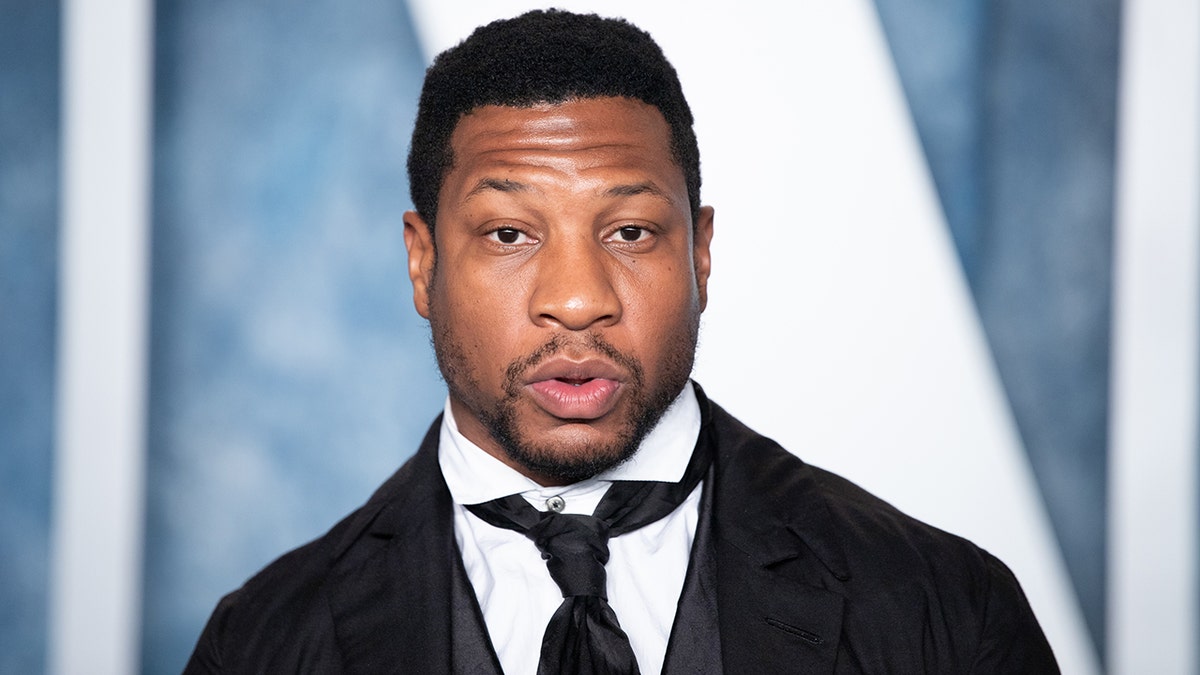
[0,1,60,673]
[141,1,441,671]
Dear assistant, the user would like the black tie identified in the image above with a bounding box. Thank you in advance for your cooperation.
[466,438,712,675]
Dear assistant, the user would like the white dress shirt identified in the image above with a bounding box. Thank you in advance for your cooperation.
[438,384,703,675]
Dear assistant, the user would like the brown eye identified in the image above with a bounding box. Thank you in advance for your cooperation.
[493,228,523,244]
[617,226,646,242]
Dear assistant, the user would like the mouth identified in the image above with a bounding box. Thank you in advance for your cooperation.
[522,358,626,420]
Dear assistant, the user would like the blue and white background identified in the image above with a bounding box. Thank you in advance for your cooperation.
[1,0,1195,673]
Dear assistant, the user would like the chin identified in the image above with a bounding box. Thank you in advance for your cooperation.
[502,428,641,485]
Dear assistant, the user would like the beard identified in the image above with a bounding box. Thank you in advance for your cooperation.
[431,321,699,485]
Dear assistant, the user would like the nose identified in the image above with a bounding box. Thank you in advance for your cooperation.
[529,237,622,331]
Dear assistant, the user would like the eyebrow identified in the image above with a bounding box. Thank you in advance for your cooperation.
[464,178,529,201]
[604,182,673,204]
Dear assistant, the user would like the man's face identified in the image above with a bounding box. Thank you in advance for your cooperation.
[404,97,714,486]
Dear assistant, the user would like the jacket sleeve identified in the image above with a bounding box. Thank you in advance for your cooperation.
[970,552,1060,674]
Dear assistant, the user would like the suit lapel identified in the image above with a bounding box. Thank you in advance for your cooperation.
[322,419,458,674]
[705,394,849,674]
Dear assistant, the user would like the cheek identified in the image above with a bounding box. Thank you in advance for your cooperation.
[618,287,700,363]
[623,262,699,315]
[431,272,530,357]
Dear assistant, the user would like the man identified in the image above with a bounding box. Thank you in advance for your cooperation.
[186,9,1057,674]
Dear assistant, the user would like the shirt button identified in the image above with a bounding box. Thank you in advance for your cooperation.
[545,495,566,513]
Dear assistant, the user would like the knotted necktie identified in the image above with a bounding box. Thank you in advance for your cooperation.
[466,439,711,675]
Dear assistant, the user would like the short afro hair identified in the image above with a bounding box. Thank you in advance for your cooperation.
[407,9,701,230]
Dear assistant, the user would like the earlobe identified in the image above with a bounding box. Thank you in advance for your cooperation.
[403,211,436,319]
[694,206,715,311]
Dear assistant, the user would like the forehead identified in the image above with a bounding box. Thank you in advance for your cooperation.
[441,97,685,204]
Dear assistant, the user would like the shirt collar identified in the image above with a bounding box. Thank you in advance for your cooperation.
[439,382,702,507]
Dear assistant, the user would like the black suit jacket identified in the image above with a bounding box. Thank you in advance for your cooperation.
[185,393,1058,673]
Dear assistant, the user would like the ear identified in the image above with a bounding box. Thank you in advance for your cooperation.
[693,206,714,311]
[403,210,435,319]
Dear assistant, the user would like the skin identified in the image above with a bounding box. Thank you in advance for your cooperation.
[404,96,714,486]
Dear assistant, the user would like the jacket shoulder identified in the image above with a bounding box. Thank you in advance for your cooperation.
[707,401,1058,672]
[710,402,994,585]
[183,497,385,673]
[813,466,1057,672]
[184,437,437,674]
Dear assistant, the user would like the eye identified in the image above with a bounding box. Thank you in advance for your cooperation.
[488,227,534,245]
[613,225,649,242]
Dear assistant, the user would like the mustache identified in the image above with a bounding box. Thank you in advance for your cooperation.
[501,333,645,397]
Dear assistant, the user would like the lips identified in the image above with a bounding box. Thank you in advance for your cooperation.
[523,357,625,420]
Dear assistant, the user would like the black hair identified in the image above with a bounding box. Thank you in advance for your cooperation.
[407,9,701,229]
